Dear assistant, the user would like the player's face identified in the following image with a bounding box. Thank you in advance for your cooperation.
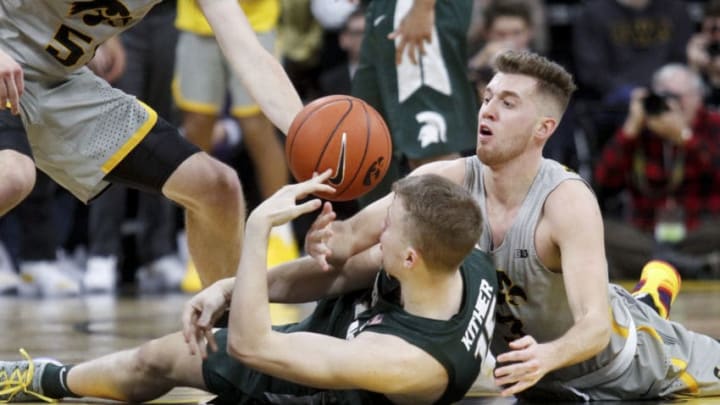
[487,16,532,51]
[379,197,410,275]
[476,72,541,166]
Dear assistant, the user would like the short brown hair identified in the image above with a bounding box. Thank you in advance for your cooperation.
[392,174,482,271]
[493,50,577,113]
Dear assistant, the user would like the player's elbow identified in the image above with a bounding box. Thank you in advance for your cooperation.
[226,332,270,367]
[588,312,612,355]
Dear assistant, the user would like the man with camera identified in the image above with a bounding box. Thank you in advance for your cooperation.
[594,63,720,279]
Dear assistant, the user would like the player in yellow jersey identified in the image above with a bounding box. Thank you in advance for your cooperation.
[174,0,297,293]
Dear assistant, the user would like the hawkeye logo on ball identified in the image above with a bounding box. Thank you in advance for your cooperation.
[328,132,347,186]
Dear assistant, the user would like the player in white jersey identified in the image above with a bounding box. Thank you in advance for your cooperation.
[0,0,303,287]
[302,49,720,400]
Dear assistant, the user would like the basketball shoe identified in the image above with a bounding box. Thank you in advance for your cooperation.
[18,261,80,298]
[631,260,682,319]
[83,255,117,293]
[137,255,185,293]
[0,349,59,402]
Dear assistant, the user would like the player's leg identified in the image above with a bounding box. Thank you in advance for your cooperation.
[0,110,35,216]
[65,332,206,402]
[106,117,244,287]
[630,260,681,319]
[0,150,34,216]
[182,111,217,152]
[0,332,206,402]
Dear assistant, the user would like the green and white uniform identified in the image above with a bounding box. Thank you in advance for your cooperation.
[352,0,478,161]
[0,0,162,202]
[464,156,720,400]
[203,250,498,404]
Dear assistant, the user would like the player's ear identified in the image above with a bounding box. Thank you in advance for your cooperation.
[535,116,557,141]
[404,247,419,268]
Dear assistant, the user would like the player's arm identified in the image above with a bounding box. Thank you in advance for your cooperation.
[267,245,382,303]
[389,0,436,65]
[223,173,447,397]
[307,158,466,270]
[197,0,302,134]
[229,330,448,398]
[494,181,611,396]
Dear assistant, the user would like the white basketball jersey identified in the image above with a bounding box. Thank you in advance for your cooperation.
[0,0,161,79]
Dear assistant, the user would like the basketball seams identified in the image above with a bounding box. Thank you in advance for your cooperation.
[335,100,372,199]
[313,98,354,177]
[286,95,391,201]
[287,96,350,170]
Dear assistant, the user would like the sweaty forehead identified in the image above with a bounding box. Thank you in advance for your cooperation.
[486,73,538,97]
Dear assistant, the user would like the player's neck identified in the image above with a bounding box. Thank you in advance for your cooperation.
[400,269,463,320]
[484,153,541,207]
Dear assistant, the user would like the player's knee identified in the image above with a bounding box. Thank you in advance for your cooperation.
[194,159,243,210]
[133,340,174,383]
[0,151,36,201]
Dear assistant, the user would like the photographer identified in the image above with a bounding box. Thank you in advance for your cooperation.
[687,0,720,109]
[594,64,720,279]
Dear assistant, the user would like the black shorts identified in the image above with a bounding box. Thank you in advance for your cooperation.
[105,116,200,194]
[0,109,32,157]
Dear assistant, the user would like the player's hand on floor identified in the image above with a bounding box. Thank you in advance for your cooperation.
[182,278,234,358]
[248,170,336,228]
[0,49,24,115]
[494,335,551,396]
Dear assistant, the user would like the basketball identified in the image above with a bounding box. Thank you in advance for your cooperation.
[285,95,393,201]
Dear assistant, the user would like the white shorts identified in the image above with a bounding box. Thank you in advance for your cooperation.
[20,68,157,202]
[173,30,277,118]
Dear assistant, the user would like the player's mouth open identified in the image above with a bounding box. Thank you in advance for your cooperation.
[479,125,493,136]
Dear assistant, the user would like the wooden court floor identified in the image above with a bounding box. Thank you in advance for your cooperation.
[1,280,719,404]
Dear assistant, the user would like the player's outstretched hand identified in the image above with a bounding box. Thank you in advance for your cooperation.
[493,335,552,396]
[182,278,234,358]
[388,1,434,65]
[248,170,336,228]
[0,49,24,115]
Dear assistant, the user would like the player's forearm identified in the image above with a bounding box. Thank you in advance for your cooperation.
[228,216,274,356]
[345,193,393,256]
[199,0,302,134]
[544,312,611,372]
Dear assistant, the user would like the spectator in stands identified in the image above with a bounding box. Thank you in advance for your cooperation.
[468,0,535,100]
[594,63,720,279]
[573,0,693,147]
[687,0,720,110]
[319,8,365,97]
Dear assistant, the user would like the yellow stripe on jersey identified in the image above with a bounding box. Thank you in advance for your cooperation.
[101,101,158,174]
[176,0,280,35]
[610,308,629,339]
[636,325,663,342]
[671,358,699,393]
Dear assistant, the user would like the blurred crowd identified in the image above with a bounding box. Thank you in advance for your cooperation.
[1,0,719,298]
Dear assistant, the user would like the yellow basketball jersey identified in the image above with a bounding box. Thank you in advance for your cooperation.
[175,0,279,35]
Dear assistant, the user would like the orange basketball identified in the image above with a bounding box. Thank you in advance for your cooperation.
[286,95,393,201]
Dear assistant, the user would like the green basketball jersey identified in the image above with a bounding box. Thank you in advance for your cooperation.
[203,250,497,405]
